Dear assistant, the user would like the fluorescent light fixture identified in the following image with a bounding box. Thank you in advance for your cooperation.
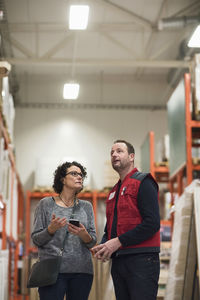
[0,201,4,209]
[188,25,200,48]
[63,83,80,99]
[0,10,4,20]
[69,5,89,30]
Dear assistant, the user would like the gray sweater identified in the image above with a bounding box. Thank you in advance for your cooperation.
[31,197,97,274]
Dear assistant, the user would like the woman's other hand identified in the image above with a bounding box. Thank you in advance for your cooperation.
[48,213,67,235]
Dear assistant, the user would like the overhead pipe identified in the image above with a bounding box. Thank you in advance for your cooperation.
[157,15,200,88]
[158,16,200,30]
[167,39,198,88]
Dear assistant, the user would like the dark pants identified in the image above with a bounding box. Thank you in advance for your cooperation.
[38,273,93,300]
[111,253,160,300]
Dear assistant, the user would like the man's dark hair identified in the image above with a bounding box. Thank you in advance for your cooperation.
[114,139,135,155]
[52,161,87,194]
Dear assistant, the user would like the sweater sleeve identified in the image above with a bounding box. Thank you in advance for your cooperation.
[118,177,160,247]
[31,199,54,247]
[83,201,97,248]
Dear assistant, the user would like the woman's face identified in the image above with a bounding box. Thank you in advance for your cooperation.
[62,165,84,192]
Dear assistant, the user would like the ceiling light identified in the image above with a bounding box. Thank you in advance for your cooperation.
[188,25,200,48]
[0,10,4,20]
[63,83,80,100]
[69,5,89,30]
[0,201,4,209]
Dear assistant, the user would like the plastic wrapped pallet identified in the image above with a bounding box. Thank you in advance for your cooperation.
[21,256,29,295]
[90,259,115,300]
[156,134,169,163]
[164,180,200,300]
[12,172,19,240]
[0,250,9,300]
[194,54,200,120]
[0,149,11,201]
[1,77,15,142]
[194,187,200,290]
[0,137,5,194]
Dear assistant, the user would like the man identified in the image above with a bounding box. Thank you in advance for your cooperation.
[92,140,160,300]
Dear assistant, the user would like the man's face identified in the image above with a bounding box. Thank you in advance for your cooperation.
[110,142,134,171]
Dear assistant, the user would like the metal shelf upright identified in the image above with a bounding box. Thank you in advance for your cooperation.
[0,112,24,300]
[141,131,169,183]
[0,61,24,299]
[168,73,200,199]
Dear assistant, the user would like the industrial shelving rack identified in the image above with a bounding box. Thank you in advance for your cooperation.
[141,131,169,183]
[168,73,200,197]
[141,131,171,299]
[0,113,24,300]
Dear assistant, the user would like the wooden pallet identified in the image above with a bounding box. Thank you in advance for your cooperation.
[192,157,200,165]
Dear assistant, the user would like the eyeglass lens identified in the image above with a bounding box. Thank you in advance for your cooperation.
[66,171,83,178]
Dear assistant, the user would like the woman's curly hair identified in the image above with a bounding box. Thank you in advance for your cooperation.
[52,161,87,194]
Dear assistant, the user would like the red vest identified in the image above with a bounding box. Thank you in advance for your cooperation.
[106,168,160,250]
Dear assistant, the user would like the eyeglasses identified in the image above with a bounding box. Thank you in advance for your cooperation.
[66,171,84,179]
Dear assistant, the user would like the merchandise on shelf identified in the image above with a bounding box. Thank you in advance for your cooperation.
[1,77,15,142]
[156,134,170,164]
[0,249,9,300]
[0,62,25,300]
[165,180,200,300]
[193,54,200,120]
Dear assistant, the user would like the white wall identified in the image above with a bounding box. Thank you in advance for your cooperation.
[14,107,167,192]
[18,73,168,107]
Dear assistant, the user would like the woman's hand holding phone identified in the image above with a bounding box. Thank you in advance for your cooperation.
[67,221,92,244]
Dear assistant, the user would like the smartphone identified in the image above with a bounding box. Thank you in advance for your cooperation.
[69,219,80,227]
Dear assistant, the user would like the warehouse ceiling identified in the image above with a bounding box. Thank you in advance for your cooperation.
[0,0,200,109]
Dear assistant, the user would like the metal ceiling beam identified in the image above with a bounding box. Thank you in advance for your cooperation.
[16,101,166,111]
[89,0,153,30]
[41,33,73,58]
[150,39,175,60]
[10,36,35,57]
[135,0,168,77]
[6,57,191,68]
[101,32,139,58]
[6,22,152,33]
[150,29,192,60]
[145,0,168,55]
[170,0,200,18]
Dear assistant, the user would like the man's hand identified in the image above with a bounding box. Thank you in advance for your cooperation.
[48,214,67,235]
[92,238,122,262]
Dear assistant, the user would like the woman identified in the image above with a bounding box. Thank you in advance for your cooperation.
[31,161,97,300]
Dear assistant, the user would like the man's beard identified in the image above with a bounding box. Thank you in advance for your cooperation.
[112,160,131,172]
[112,162,122,171]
